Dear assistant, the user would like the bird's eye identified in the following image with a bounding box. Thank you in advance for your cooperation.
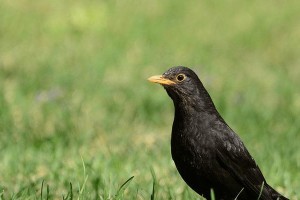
[176,74,186,82]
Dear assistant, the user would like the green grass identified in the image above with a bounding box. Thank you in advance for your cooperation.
[0,0,299,199]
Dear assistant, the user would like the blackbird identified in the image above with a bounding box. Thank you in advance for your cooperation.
[148,66,288,200]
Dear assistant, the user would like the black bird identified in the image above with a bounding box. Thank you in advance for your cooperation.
[148,66,288,200]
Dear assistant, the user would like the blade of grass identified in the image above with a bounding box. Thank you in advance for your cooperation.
[114,176,134,199]
[78,156,89,200]
[150,168,156,200]
[40,180,44,200]
[234,187,244,200]
[257,181,265,200]
[210,188,215,200]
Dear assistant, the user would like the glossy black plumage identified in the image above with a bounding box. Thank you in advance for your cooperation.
[148,66,288,200]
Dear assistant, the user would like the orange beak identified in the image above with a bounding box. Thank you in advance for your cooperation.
[148,75,175,85]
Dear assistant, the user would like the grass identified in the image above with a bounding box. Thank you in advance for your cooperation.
[0,0,299,199]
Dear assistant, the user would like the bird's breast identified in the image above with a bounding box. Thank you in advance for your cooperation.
[171,127,213,168]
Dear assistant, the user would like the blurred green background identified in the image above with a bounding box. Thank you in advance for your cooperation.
[0,0,299,199]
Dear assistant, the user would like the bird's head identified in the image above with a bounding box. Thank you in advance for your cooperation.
[148,66,205,104]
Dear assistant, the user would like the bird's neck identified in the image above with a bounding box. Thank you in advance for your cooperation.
[173,100,216,126]
[173,91,217,116]
[172,91,221,137]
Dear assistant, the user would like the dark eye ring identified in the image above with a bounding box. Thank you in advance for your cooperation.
[176,74,186,82]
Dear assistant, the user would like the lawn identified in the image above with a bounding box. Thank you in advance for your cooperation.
[0,0,299,199]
